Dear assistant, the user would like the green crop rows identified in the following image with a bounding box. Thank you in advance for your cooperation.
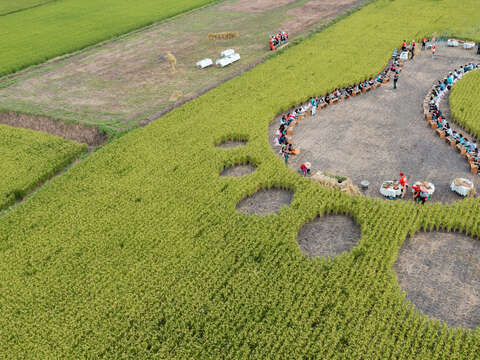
[0,124,86,211]
[1,0,480,358]
[0,0,221,76]
[450,69,480,139]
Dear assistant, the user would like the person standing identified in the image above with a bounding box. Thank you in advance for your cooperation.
[432,44,436,57]
[477,42,480,55]
[422,37,428,50]
[402,40,407,52]
[393,72,399,89]
[399,173,408,198]
[283,147,289,164]
[411,47,415,60]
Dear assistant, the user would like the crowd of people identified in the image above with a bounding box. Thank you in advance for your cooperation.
[274,38,480,199]
[273,55,401,167]
[269,31,289,51]
[427,62,480,171]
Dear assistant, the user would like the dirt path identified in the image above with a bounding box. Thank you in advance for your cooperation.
[269,45,480,203]
[0,0,366,129]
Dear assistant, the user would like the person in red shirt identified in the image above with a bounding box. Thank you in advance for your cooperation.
[402,40,407,51]
[269,36,275,51]
[399,172,408,198]
[300,162,311,177]
[432,44,436,57]
[411,184,421,202]
[422,37,428,50]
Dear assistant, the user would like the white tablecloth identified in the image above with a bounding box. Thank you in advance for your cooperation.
[380,181,402,197]
[450,178,474,196]
[412,182,435,195]
[448,39,459,47]
[464,42,476,49]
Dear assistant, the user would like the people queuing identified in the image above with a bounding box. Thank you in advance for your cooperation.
[427,62,480,170]
[269,31,289,51]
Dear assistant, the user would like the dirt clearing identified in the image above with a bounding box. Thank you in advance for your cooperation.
[269,45,480,203]
[297,215,361,258]
[395,231,480,329]
[236,188,293,215]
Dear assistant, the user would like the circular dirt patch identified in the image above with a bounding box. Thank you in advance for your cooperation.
[297,215,361,258]
[216,140,247,149]
[394,231,480,329]
[236,188,293,215]
[220,164,256,177]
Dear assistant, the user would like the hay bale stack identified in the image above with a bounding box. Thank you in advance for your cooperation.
[208,32,239,41]
[311,171,360,196]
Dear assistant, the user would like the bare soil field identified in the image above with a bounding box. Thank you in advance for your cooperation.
[236,188,293,215]
[220,164,256,177]
[0,0,365,129]
[395,231,480,329]
[297,215,361,258]
[269,45,480,203]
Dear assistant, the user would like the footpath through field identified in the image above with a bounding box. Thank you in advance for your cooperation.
[273,44,480,203]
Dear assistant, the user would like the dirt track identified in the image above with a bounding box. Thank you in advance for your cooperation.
[269,45,480,203]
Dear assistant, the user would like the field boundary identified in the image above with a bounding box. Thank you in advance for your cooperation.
[0,146,88,216]
[0,111,108,147]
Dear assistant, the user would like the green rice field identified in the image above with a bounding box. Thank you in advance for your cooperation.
[0,124,86,211]
[1,0,480,358]
[0,0,221,75]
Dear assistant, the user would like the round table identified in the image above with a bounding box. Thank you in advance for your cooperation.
[450,178,474,196]
[412,181,435,195]
[380,181,402,198]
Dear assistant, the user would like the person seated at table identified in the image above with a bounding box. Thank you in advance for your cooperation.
[346,86,353,96]
[324,93,331,104]
[448,73,454,85]
[436,116,444,128]
[439,81,446,92]
[376,73,384,83]
[445,125,453,137]
[368,78,374,86]
[287,143,295,155]
[454,133,464,145]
